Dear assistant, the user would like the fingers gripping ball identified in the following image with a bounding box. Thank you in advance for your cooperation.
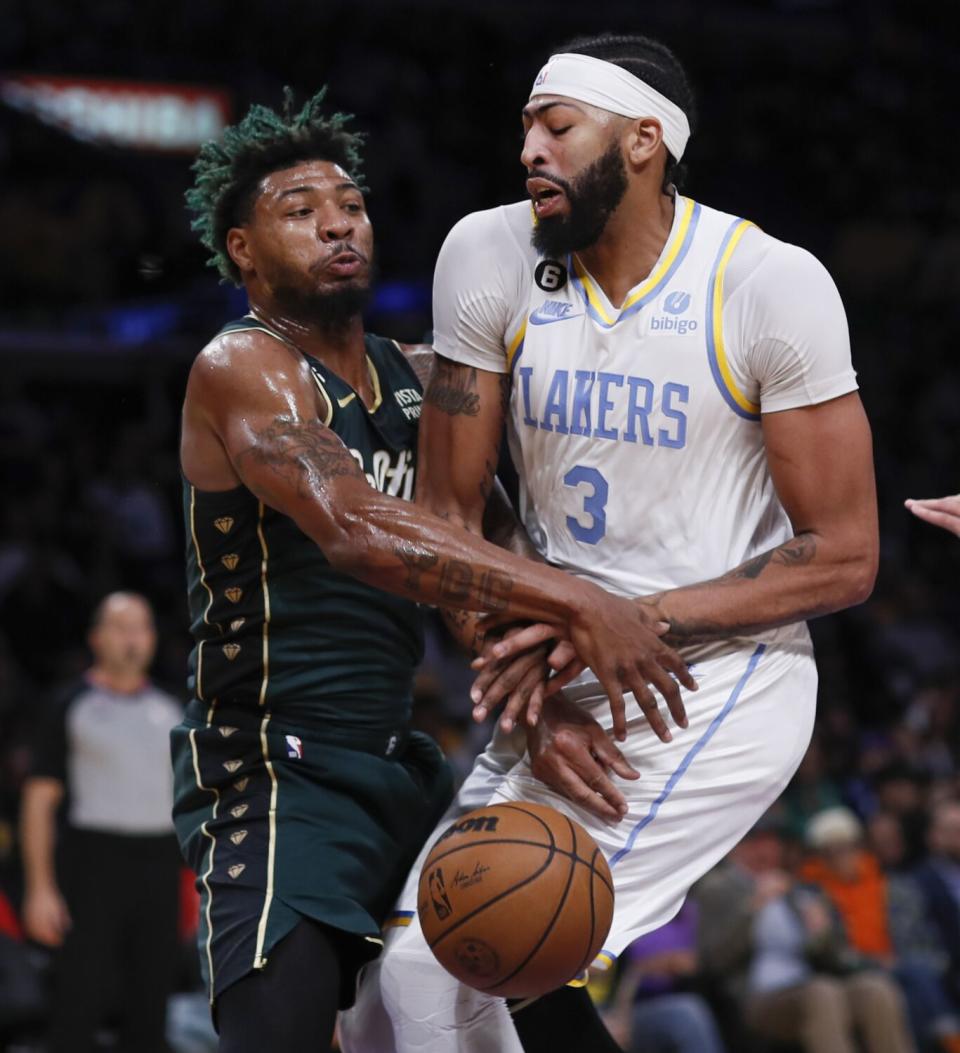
[417,802,614,998]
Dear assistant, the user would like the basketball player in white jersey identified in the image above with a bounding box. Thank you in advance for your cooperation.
[341,32,879,1053]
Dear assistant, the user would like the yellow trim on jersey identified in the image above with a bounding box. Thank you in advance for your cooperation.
[253,712,279,969]
[711,219,760,417]
[255,502,271,707]
[189,726,220,1001]
[365,354,384,412]
[189,486,216,708]
[592,950,616,971]
[572,196,697,324]
[309,371,335,426]
[505,320,527,372]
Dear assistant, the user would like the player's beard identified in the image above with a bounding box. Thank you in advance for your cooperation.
[272,249,375,333]
[530,139,628,258]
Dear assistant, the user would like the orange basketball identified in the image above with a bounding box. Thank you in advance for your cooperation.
[417,802,614,998]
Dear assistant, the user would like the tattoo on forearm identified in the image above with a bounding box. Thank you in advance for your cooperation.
[239,417,364,493]
[478,570,512,612]
[441,606,487,655]
[443,607,470,630]
[424,359,480,417]
[393,540,515,612]
[720,534,817,582]
[658,533,824,643]
[394,542,439,591]
[439,560,473,603]
[664,600,833,645]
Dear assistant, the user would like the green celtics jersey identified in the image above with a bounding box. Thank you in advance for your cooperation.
[183,315,425,735]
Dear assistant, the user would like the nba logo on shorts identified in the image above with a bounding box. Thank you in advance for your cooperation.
[285,735,303,759]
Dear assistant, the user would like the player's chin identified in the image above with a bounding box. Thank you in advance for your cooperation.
[316,272,371,296]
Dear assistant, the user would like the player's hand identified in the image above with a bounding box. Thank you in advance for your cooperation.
[479,587,697,742]
[469,626,551,732]
[23,884,72,947]
[469,630,586,732]
[526,693,640,823]
[905,494,960,537]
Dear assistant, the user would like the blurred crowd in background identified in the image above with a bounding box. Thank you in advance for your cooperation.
[0,0,957,1049]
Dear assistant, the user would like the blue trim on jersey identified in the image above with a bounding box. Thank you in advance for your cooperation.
[570,202,702,329]
[609,643,767,868]
[705,219,762,422]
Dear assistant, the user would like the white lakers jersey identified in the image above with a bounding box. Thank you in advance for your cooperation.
[432,195,857,603]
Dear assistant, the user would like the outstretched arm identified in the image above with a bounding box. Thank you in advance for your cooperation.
[185,333,691,737]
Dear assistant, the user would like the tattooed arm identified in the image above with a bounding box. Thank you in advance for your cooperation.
[488,391,878,672]
[416,353,513,655]
[180,331,693,736]
[643,393,878,642]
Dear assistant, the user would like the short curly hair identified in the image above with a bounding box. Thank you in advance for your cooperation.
[186,87,366,284]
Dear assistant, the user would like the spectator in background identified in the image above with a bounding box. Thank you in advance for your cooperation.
[914,800,960,1002]
[802,807,960,1051]
[869,811,911,871]
[695,816,914,1053]
[19,592,182,1053]
[781,734,846,840]
[603,900,726,1053]
[906,495,960,537]
[873,764,930,864]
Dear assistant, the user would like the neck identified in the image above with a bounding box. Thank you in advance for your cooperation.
[249,298,370,400]
[88,666,146,694]
[576,186,676,309]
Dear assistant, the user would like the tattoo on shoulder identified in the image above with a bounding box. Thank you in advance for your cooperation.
[424,358,480,417]
[238,417,364,494]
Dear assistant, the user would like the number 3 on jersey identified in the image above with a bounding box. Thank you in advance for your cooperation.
[563,465,608,544]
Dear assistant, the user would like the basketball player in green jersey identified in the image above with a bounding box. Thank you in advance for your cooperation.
[172,90,694,1052]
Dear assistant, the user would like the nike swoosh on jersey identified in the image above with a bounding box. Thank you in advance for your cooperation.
[528,306,584,326]
[337,393,357,408]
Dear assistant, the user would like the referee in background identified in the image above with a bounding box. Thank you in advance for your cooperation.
[19,592,183,1053]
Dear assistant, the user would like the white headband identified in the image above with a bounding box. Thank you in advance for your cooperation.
[529,52,690,162]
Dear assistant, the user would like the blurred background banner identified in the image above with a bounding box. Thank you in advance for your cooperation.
[0,76,231,152]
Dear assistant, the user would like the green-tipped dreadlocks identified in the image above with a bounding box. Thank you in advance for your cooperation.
[186,87,366,284]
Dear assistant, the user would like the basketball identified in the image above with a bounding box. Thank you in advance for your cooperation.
[417,802,614,998]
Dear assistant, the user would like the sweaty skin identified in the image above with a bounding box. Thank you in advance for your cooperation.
[180,159,695,744]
